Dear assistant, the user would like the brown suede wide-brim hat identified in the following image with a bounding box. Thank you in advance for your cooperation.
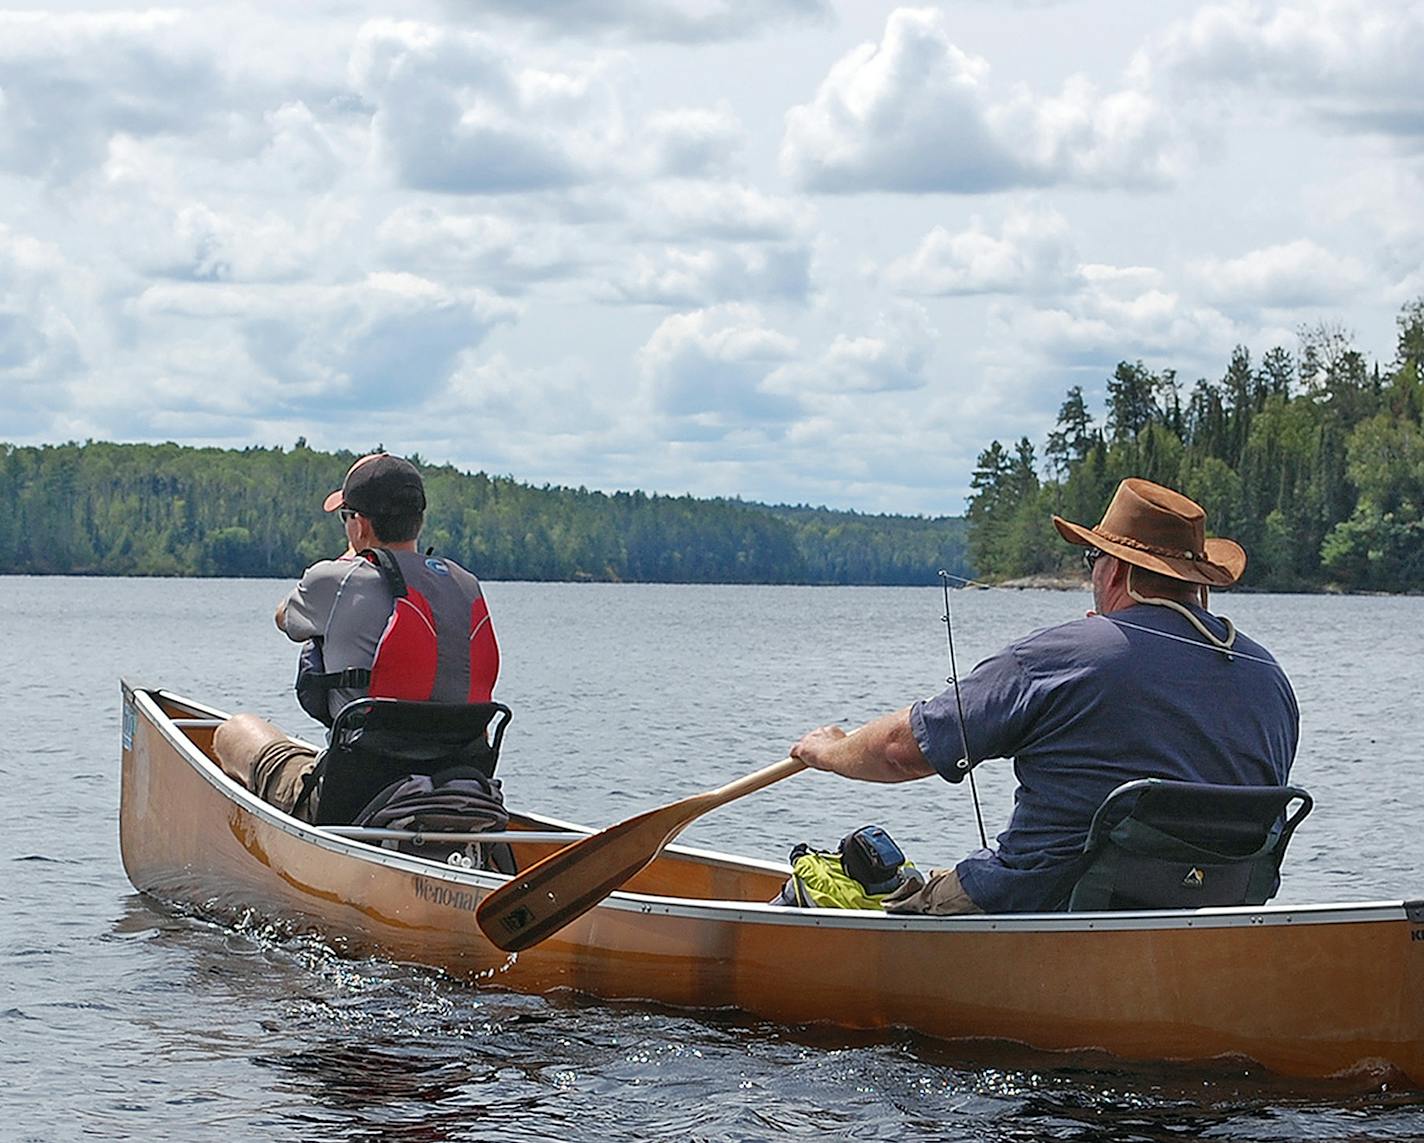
[1052,478,1246,587]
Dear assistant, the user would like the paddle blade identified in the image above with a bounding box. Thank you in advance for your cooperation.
[476,756,805,953]
[476,804,679,952]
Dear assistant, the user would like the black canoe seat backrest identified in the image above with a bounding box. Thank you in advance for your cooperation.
[312,698,512,826]
[1065,778,1313,912]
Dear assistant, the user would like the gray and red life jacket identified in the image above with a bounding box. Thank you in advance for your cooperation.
[296,548,499,726]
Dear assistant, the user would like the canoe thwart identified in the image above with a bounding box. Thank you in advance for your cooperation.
[322,827,588,845]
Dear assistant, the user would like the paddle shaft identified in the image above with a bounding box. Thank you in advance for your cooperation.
[476,756,806,952]
[677,755,806,822]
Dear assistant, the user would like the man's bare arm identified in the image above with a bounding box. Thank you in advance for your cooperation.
[790,708,934,783]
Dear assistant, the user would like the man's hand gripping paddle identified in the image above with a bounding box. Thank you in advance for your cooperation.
[476,756,807,952]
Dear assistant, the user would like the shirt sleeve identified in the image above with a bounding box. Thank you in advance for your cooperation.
[910,642,1039,782]
[280,560,349,643]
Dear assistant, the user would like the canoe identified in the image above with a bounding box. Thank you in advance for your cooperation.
[119,681,1424,1086]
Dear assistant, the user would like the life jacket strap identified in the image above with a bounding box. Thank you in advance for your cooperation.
[301,665,373,690]
[361,547,408,598]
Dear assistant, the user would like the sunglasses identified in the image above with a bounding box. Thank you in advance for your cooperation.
[339,508,360,523]
[1083,547,1105,571]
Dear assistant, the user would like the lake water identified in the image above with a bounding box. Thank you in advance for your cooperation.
[3,576,1424,1141]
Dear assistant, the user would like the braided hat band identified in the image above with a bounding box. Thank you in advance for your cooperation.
[1052,478,1245,587]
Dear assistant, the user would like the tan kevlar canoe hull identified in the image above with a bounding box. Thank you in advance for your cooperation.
[119,683,1424,1086]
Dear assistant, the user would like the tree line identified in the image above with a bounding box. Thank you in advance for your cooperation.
[965,299,1424,593]
[0,440,968,586]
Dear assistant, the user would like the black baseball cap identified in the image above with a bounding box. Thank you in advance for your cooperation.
[323,453,426,515]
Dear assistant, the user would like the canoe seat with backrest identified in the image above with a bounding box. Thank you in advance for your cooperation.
[1063,778,1313,912]
[304,697,514,870]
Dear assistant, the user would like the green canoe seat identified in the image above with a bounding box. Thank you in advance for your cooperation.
[1065,778,1313,911]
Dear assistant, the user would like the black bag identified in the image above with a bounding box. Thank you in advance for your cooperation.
[353,765,515,873]
[770,825,914,908]
[838,824,908,895]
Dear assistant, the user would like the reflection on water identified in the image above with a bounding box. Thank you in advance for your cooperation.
[3,579,1423,1140]
[255,1040,513,1143]
[219,919,1424,1143]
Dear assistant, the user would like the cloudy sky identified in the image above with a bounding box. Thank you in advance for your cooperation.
[3,1,1422,514]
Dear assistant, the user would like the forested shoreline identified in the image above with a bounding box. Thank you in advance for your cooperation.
[11,300,1421,593]
[965,300,1424,594]
[0,440,968,585]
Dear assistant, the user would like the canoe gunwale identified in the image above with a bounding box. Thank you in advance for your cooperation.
[123,682,1418,937]
[603,888,1416,934]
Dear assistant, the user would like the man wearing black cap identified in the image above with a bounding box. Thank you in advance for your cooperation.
[215,452,500,820]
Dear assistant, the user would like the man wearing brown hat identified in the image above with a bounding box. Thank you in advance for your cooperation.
[215,452,501,820]
[789,478,1299,915]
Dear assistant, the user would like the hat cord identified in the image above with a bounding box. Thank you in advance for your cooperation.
[936,571,1280,666]
[1126,569,1237,656]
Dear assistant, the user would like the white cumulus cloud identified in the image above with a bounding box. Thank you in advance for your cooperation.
[0,10,350,185]
[643,104,745,177]
[1190,239,1369,309]
[768,303,936,394]
[637,303,801,434]
[1153,0,1424,141]
[637,182,807,242]
[608,243,812,306]
[0,227,87,389]
[352,20,624,193]
[0,11,215,181]
[988,262,1237,371]
[884,205,1078,296]
[376,205,584,291]
[781,7,1186,194]
[131,273,518,412]
[435,0,831,44]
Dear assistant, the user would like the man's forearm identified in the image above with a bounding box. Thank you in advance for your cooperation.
[792,708,934,783]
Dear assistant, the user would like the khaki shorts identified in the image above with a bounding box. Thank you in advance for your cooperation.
[213,713,320,822]
[881,866,984,915]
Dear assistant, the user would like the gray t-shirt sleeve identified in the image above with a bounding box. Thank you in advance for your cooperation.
[281,560,350,643]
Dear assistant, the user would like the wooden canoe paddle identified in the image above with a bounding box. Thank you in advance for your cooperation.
[476,756,807,952]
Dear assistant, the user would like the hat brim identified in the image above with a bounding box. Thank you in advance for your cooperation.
[322,488,345,513]
[1053,515,1245,587]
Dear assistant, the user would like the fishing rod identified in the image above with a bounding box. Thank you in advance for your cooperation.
[939,570,988,849]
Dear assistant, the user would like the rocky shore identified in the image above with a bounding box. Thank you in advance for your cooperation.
[994,573,1091,591]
